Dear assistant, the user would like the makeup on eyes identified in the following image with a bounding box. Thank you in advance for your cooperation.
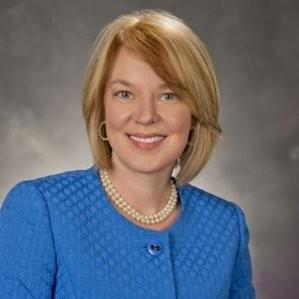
[112,89,178,101]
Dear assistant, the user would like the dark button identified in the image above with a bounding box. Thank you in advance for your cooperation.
[147,241,163,256]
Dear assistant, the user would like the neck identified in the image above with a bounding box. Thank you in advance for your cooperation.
[106,157,176,215]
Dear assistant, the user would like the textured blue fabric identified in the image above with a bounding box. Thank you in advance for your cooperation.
[0,165,255,298]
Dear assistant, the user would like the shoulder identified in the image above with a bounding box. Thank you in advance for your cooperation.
[180,183,248,229]
[1,165,95,211]
[24,165,95,190]
[181,182,240,211]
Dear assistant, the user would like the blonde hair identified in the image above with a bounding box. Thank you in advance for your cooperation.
[82,9,222,186]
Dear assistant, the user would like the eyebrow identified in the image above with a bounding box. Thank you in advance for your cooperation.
[109,79,169,89]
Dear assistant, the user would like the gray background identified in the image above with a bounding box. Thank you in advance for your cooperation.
[1,0,298,298]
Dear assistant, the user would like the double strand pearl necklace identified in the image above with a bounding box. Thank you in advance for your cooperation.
[99,168,178,225]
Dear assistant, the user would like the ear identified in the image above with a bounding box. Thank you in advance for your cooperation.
[190,117,197,130]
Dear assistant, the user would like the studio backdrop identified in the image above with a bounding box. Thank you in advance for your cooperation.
[0,1,298,298]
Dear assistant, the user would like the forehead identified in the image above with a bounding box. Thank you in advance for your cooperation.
[107,47,170,89]
[109,78,169,89]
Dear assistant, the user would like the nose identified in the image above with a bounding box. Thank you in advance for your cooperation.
[133,95,159,124]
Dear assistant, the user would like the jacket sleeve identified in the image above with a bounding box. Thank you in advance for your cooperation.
[0,181,56,299]
[229,203,256,299]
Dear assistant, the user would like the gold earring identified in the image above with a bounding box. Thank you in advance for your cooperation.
[98,121,109,141]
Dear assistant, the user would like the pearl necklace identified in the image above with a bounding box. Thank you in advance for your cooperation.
[99,168,178,225]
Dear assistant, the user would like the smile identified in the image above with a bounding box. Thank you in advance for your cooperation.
[129,135,165,143]
[126,134,166,150]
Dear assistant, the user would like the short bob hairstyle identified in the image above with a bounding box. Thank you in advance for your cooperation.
[82,9,222,186]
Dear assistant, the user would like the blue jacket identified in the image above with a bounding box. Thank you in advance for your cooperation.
[0,165,255,298]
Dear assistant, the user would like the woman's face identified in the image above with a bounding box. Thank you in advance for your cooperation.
[104,46,192,175]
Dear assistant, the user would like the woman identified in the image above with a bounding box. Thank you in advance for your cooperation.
[0,9,255,298]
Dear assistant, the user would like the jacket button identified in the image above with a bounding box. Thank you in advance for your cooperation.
[147,241,163,256]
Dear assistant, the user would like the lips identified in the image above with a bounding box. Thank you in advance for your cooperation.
[130,135,165,143]
[127,133,167,138]
[126,133,167,146]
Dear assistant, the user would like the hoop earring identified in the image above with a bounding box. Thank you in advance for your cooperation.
[98,121,109,141]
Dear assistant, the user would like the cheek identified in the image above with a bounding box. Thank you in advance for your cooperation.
[105,102,130,130]
[165,109,192,133]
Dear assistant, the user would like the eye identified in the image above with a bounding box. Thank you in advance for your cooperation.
[161,92,177,101]
[113,90,132,99]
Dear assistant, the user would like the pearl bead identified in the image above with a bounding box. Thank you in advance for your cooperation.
[98,168,178,225]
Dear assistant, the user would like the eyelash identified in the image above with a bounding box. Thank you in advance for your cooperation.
[113,90,177,101]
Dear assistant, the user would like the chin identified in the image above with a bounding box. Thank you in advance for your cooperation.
[125,159,176,174]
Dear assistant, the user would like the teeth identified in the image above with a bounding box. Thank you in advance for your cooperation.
[129,135,165,143]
